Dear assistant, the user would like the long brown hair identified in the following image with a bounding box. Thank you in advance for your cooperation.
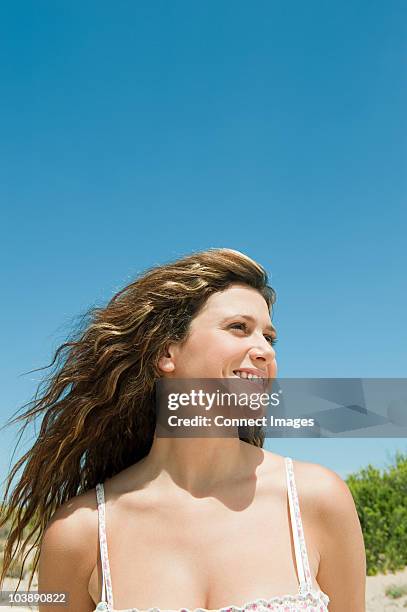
[0,248,276,588]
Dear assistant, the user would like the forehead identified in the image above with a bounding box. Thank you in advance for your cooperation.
[197,284,271,320]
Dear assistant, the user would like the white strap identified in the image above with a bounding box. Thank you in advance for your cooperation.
[285,457,313,593]
[96,483,114,609]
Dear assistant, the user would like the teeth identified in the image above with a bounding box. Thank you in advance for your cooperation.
[234,371,264,381]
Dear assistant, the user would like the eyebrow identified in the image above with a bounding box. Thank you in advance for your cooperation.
[221,314,277,337]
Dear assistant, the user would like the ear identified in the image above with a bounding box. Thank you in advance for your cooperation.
[157,344,176,373]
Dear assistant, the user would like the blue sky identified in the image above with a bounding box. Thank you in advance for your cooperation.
[1,1,406,493]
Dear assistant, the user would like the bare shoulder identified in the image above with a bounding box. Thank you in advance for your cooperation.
[38,488,99,612]
[258,448,347,500]
[42,486,98,553]
[260,450,357,543]
[290,457,355,520]
[288,456,366,611]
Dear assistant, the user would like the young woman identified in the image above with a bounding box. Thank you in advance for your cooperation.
[1,249,366,612]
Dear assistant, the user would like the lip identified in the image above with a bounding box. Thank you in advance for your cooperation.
[231,367,273,392]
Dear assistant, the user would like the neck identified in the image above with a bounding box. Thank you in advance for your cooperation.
[143,434,261,496]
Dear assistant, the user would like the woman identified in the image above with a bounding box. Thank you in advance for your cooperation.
[0,248,366,611]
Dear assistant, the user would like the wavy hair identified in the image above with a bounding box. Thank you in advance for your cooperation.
[0,248,276,589]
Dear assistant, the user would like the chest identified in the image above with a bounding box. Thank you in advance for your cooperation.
[88,494,320,610]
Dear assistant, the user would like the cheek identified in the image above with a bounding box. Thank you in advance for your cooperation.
[176,336,217,373]
[221,334,248,356]
[212,336,250,370]
[178,330,247,374]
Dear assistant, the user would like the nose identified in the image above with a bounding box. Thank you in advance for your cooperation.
[248,339,276,367]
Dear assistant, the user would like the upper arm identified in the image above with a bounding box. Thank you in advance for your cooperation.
[311,465,366,612]
[38,494,98,612]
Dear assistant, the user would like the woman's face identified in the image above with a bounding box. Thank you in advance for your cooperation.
[159,283,277,380]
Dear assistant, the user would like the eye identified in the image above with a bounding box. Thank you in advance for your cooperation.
[229,323,277,346]
[229,322,247,332]
[264,335,278,346]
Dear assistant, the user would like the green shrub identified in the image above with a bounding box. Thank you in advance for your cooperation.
[346,450,407,575]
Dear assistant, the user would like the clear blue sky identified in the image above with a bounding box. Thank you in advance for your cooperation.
[1,1,406,492]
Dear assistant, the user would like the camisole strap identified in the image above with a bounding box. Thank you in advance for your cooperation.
[95,483,114,610]
[284,457,313,594]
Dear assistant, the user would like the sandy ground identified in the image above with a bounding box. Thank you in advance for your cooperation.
[365,566,407,611]
[2,568,407,610]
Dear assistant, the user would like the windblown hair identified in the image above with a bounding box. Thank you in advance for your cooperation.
[0,248,276,588]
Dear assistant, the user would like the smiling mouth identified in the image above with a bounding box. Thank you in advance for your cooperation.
[231,370,272,392]
[233,370,266,381]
